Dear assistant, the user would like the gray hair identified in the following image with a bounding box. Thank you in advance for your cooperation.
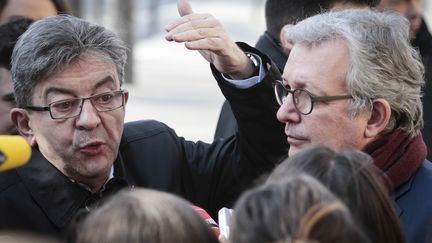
[11,15,128,108]
[284,9,424,137]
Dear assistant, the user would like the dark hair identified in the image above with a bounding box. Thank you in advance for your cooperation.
[0,17,33,69]
[264,0,329,42]
[0,0,72,16]
[329,0,380,7]
[76,188,219,243]
[230,173,371,243]
[268,145,406,243]
[51,0,72,14]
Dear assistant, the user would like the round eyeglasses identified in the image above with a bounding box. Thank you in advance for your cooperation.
[273,80,352,115]
[26,90,126,119]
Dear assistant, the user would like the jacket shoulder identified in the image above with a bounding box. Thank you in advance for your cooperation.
[0,170,21,192]
[395,160,432,243]
[121,120,176,144]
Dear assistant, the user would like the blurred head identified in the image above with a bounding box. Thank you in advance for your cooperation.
[0,18,33,135]
[276,9,424,155]
[76,188,219,243]
[268,145,406,243]
[10,15,129,192]
[264,0,329,44]
[330,0,381,9]
[230,173,371,243]
[0,0,71,24]
[0,66,15,134]
[377,0,422,38]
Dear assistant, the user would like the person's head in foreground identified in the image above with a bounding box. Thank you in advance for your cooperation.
[230,173,371,243]
[268,145,406,243]
[76,188,219,243]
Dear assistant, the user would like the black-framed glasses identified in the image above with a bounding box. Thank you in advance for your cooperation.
[26,90,126,119]
[273,80,352,115]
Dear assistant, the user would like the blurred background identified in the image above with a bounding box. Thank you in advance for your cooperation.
[67,0,431,142]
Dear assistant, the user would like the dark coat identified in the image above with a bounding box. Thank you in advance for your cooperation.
[394,160,432,243]
[214,32,287,140]
[0,43,287,239]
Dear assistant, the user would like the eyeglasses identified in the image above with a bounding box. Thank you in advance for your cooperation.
[273,80,352,115]
[26,90,126,119]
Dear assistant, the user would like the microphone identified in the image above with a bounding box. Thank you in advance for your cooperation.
[0,136,32,172]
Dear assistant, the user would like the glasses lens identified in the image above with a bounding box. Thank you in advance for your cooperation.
[50,98,81,119]
[274,81,287,106]
[293,89,312,114]
[92,91,124,112]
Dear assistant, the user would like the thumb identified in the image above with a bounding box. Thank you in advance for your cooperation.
[177,0,193,16]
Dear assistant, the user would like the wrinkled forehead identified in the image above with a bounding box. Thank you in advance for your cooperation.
[283,40,351,85]
[39,50,121,86]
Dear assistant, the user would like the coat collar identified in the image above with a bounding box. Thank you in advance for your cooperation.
[15,149,129,228]
[16,149,91,228]
[255,31,287,72]
[391,174,415,217]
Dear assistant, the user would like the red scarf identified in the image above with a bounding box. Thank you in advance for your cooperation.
[364,129,427,191]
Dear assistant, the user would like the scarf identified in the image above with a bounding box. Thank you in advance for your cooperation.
[364,129,427,191]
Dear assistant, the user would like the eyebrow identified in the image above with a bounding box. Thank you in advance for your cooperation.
[44,76,116,98]
[2,93,15,102]
[282,77,307,89]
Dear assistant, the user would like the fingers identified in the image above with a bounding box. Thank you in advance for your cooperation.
[165,13,213,33]
[177,0,193,17]
[165,17,220,41]
[183,37,226,53]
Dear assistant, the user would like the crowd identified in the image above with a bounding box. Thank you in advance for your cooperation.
[0,0,431,242]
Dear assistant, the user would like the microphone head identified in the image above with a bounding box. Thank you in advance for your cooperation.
[0,135,32,172]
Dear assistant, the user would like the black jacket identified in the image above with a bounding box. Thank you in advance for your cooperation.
[0,43,287,239]
[214,32,287,139]
[412,19,432,161]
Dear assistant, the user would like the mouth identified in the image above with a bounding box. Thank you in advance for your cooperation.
[79,141,104,156]
[286,134,308,147]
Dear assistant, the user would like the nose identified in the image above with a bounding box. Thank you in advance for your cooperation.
[276,94,301,124]
[75,100,101,130]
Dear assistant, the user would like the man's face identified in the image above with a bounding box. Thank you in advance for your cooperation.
[23,56,128,185]
[378,0,422,37]
[276,39,371,156]
[0,67,17,134]
[0,0,58,24]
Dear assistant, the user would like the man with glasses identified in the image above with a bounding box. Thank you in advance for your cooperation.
[0,2,286,239]
[273,10,431,243]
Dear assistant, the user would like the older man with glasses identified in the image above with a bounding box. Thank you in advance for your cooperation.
[272,10,431,243]
[0,0,287,239]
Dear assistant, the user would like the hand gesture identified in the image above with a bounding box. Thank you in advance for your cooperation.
[165,0,255,79]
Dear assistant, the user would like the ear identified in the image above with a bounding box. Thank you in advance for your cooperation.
[364,98,391,138]
[10,108,36,146]
[280,24,294,55]
[123,89,129,105]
